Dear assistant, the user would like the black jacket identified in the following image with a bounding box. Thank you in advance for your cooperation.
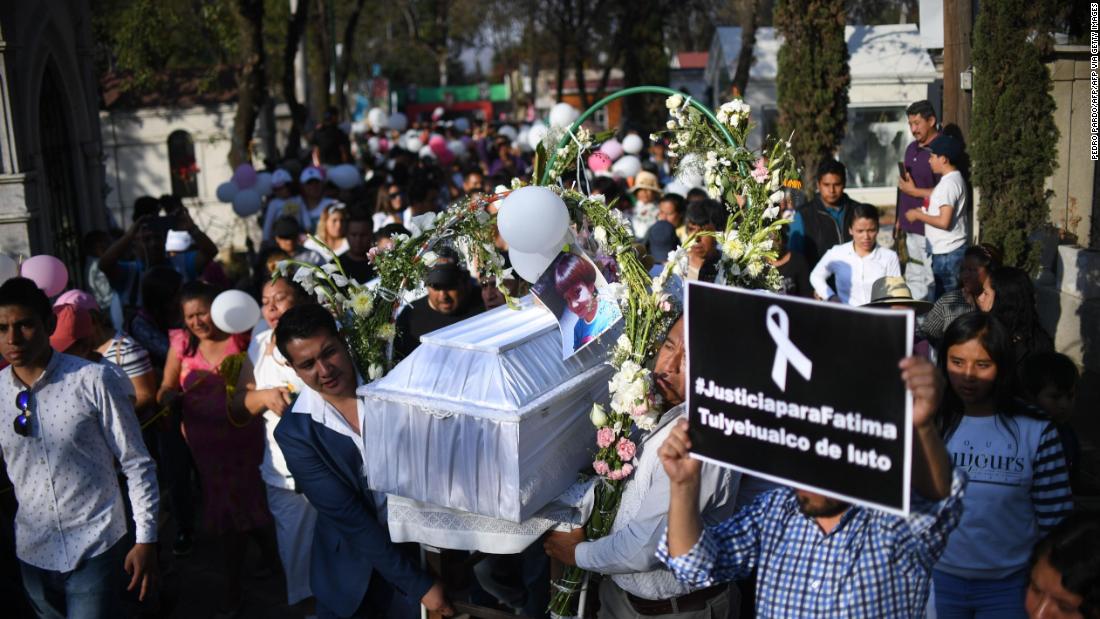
[795,193,870,268]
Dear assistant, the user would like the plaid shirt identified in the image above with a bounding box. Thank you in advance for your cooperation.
[658,469,967,618]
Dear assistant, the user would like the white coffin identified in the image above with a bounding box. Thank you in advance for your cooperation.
[357,297,616,523]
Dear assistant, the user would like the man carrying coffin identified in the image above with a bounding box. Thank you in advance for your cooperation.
[543,315,741,617]
[272,304,453,618]
[657,356,966,618]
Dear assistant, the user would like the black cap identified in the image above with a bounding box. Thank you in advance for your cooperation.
[425,246,465,289]
[646,221,679,263]
[273,216,302,239]
[926,135,963,164]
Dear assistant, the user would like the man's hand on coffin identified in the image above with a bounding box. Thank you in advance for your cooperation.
[543,527,585,566]
[420,581,454,616]
[256,387,293,416]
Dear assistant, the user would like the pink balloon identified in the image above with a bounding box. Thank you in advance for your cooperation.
[21,255,68,297]
[428,134,446,148]
[233,164,257,189]
[378,138,390,152]
[588,152,612,172]
[430,140,449,156]
[599,139,624,161]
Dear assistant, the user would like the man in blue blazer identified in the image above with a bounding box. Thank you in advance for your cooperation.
[273,304,453,618]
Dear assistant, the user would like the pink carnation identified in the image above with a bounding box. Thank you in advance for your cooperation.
[751,157,769,183]
[632,403,649,417]
[607,463,635,481]
[593,460,611,476]
[617,437,637,462]
[596,427,615,449]
[367,246,381,262]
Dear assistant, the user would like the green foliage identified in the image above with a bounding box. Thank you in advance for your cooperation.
[93,0,239,93]
[970,0,1059,270]
[774,0,850,191]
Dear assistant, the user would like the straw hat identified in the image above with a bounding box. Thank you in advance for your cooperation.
[631,171,661,194]
[864,276,932,314]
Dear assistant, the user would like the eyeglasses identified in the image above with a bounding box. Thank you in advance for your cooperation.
[14,390,31,437]
[388,192,402,199]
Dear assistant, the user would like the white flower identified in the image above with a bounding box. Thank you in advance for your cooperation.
[376,323,396,342]
[593,226,608,247]
[763,204,780,220]
[615,334,632,355]
[331,273,349,287]
[422,251,439,267]
[768,190,785,205]
[716,109,728,124]
[770,169,781,191]
[274,260,290,275]
[590,194,606,205]
[600,282,628,304]
[666,120,677,130]
[292,266,315,287]
[746,260,764,278]
[475,209,490,225]
[368,363,384,381]
[649,133,660,142]
[407,212,437,237]
[590,403,608,427]
[321,262,340,275]
[666,94,684,109]
[723,237,745,260]
[350,290,374,317]
[635,410,660,431]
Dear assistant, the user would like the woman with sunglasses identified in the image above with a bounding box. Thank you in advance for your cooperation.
[372,183,405,232]
[0,277,158,616]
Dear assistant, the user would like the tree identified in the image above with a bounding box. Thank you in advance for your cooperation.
[970,0,1059,270]
[774,0,849,190]
[229,0,266,167]
[731,0,768,96]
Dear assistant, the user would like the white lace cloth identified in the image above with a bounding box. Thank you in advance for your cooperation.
[386,479,595,554]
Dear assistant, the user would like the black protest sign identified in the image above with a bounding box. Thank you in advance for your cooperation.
[686,282,914,515]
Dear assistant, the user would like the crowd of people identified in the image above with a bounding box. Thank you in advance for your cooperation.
[0,97,1096,619]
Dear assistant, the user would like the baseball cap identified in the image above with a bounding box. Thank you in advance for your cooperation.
[926,135,963,164]
[300,166,325,184]
[50,304,95,353]
[425,247,465,289]
[272,169,293,187]
[646,221,679,264]
[53,289,99,313]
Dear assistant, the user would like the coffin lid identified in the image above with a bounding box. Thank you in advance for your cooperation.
[358,295,616,413]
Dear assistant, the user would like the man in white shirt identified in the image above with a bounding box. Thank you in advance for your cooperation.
[543,316,740,617]
[0,277,158,618]
[809,203,901,306]
[904,135,968,300]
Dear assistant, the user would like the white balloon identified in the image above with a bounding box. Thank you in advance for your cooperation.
[216,181,239,203]
[611,155,642,178]
[405,136,424,152]
[447,139,467,157]
[253,172,273,196]
[388,112,408,132]
[211,289,261,334]
[549,102,579,128]
[516,128,532,152]
[622,134,644,155]
[329,164,362,189]
[0,253,17,284]
[509,247,559,284]
[527,124,549,150]
[367,108,388,132]
[497,186,570,253]
[368,136,381,154]
[664,180,691,197]
[232,188,263,217]
[498,125,517,141]
[453,117,470,133]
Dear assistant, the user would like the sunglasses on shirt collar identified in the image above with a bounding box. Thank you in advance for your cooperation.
[14,390,31,437]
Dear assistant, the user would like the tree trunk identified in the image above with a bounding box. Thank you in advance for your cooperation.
[619,0,667,128]
[335,0,368,115]
[731,0,762,98]
[229,0,266,167]
[306,0,332,125]
[282,0,310,160]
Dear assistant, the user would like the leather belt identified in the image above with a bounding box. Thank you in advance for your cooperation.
[625,583,726,615]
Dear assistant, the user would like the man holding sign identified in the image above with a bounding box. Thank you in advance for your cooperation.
[655,283,966,617]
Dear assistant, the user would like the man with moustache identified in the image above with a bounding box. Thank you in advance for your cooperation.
[272,304,453,618]
[658,355,966,618]
[896,100,941,302]
[543,316,740,617]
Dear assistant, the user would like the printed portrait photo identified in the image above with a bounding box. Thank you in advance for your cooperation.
[531,248,622,359]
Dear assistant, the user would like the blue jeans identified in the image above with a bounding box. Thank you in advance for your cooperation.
[933,568,1028,619]
[19,538,126,619]
[930,243,967,300]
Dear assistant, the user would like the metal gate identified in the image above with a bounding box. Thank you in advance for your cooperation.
[38,64,85,288]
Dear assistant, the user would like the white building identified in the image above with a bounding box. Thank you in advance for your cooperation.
[705,24,938,206]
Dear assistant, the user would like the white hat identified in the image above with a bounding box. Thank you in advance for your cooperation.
[272,169,293,187]
[300,166,325,184]
[165,229,193,252]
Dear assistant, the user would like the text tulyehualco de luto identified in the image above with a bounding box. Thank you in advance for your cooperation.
[694,377,897,471]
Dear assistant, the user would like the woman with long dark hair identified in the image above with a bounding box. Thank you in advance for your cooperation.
[932,312,1073,618]
[977,266,1054,366]
[920,243,1001,348]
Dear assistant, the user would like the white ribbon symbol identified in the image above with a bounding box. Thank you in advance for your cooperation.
[766,305,812,391]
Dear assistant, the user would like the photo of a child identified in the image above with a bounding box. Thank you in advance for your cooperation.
[532,249,622,358]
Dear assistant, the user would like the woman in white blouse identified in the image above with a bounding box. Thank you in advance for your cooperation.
[809,203,900,306]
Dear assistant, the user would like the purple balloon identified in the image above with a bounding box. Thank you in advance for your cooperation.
[233,163,258,189]
[21,255,68,297]
[599,139,624,161]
